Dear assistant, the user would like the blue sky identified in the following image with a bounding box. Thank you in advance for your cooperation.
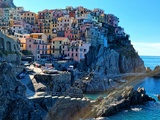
[14,0,160,56]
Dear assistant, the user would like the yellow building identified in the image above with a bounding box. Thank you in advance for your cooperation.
[50,18,58,39]
[20,11,37,25]
[30,33,47,42]
[43,19,51,37]
[50,37,70,57]
[14,33,30,51]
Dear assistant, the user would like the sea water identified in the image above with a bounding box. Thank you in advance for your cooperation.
[107,56,160,120]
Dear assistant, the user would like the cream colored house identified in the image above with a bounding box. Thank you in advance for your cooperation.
[50,37,70,57]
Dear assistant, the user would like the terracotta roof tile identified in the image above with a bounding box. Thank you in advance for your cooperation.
[52,37,68,41]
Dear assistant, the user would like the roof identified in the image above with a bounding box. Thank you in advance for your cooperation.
[52,37,68,41]
[30,33,45,35]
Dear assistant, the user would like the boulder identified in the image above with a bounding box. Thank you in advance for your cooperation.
[158,95,160,100]
[92,86,155,118]
[0,63,47,120]
[65,87,83,98]
[146,67,152,73]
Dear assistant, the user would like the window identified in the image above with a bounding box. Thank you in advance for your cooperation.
[72,48,73,51]
[72,53,73,57]
[80,48,83,52]
[29,39,31,42]
[68,48,69,51]
[53,41,55,44]
[29,45,31,48]
[76,53,78,56]
[59,41,62,44]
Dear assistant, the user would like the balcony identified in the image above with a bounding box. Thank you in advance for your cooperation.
[34,41,38,44]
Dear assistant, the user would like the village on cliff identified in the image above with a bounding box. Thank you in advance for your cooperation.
[1,1,159,120]
[0,0,130,62]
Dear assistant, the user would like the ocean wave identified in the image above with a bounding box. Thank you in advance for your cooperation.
[131,107,142,111]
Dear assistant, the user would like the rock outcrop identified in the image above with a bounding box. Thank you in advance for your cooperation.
[0,63,47,120]
[79,44,145,75]
[0,0,16,8]
[146,67,152,73]
[46,97,90,120]
[34,72,83,97]
[93,86,155,117]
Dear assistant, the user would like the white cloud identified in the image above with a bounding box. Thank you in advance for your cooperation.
[132,42,160,56]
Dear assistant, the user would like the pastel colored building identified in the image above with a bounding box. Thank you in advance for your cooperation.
[50,18,58,38]
[11,25,26,34]
[30,33,47,42]
[65,40,91,61]
[50,37,70,57]
[3,8,12,22]
[65,29,80,41]
[26,38,49,60]
[20,11,37,25]
[14,33,30,51]
[9,7,24,20]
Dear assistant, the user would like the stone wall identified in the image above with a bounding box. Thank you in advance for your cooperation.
[34,72,72,95]
[0,32,20,52]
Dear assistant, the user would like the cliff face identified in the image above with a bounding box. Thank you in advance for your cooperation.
[0,0,16,8]
[0,63,46,120]
[79,42,145,75]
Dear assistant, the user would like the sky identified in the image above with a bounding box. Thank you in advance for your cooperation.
[14,0,160,56]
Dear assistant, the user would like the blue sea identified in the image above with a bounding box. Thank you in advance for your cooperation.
[87,56,160,120]
[107,56,160,120]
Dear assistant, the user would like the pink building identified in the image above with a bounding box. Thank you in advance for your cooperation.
[52,10,64,18]
[65,29,72,39]
[26,38,49,60]
[65,40,90,61]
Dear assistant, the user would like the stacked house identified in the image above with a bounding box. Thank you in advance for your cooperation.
[0,5,129,61]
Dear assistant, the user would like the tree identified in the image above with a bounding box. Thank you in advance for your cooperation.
[21,50,33,55]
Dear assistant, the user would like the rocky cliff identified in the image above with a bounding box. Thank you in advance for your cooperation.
[0,0,16,8]
[0,63,47,120]
[79,41,145,75]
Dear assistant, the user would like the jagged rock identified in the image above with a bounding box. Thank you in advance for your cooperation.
[0,0,16,8]
[65,87,83,98]
[79,43,145,75]
[152,65,160,78]
[0,63,47,120]
[34,73,77,96]
[84,75,116,93]
[94,86,155,117]
[46,98,90,120]
[158,95,160,100]
[154,65,160,70]
[146,67,152,73]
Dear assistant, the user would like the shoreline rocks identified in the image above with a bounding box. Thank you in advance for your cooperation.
[94,86,155,117]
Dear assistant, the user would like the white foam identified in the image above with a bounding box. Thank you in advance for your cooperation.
[131,107,142,111]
